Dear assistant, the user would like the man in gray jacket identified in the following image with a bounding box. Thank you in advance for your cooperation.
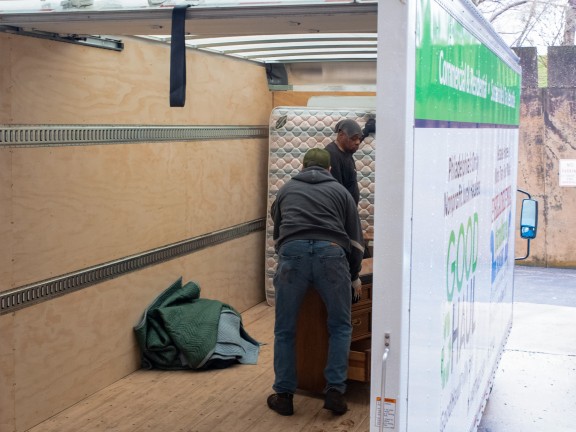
[267,148,364,417]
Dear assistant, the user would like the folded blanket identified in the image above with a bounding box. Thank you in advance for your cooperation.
[198,309,261,370]
[134,277,260,370]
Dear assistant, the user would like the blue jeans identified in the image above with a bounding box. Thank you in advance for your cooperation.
[272,239,352,395]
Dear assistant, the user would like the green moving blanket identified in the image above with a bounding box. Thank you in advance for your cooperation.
[134,277,260,370]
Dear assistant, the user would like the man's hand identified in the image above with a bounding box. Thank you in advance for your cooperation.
[351,278,362,303]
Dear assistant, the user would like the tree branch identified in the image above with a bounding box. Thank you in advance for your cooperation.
[490,0,529,22]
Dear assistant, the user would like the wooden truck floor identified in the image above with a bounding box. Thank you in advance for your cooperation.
[28,302,371,432]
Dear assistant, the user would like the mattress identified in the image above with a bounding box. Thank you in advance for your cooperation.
[265,107,376,305]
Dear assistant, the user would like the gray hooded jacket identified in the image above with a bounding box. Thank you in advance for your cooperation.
[271,166,364,281]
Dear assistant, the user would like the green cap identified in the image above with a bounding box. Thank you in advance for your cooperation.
[303,148,331,169]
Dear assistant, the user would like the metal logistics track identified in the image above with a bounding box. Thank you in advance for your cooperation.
[0,125,268,148]
[0,219,265,315]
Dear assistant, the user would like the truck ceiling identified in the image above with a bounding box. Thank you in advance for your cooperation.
[0,0,516,79]
[0,1,377,63]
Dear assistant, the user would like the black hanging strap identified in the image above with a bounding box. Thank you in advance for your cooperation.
[170,4,190,107]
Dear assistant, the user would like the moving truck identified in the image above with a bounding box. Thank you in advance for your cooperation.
[373,1,536,431]
[0,1,537,431]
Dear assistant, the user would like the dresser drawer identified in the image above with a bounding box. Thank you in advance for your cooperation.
[351,305,371,341]
[348,339,371,382]
[353,283,372,309]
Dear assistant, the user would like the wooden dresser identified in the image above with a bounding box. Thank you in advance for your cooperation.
[296,258,373,393]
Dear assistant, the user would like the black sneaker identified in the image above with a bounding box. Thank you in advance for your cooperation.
[267,392,294,416]
[323,389,347,415]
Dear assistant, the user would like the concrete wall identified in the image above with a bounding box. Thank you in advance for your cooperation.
[514,47,576,268]
[0,33,272,432]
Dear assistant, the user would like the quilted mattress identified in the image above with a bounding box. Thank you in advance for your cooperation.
[265,107,376,305]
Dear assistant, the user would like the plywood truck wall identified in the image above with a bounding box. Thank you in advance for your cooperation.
[0,33,272,432]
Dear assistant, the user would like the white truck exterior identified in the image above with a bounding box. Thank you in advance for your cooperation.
[372,0,521,431]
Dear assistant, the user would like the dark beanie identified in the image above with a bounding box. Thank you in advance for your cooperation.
[303,148,331,169]
[334,119,362,137]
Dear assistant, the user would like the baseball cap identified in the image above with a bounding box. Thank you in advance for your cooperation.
[335,119,362,137]
[303,148,331,169]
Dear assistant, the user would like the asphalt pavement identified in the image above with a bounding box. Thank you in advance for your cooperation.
[478,265,576,432]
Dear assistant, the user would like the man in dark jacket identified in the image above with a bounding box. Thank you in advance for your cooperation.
[325,118,374,259]
[325,119,364,205]
[267,148,364,417]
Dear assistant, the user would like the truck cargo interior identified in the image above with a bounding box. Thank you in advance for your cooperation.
[1,1,526,431]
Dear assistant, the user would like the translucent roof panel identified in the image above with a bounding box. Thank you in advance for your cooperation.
[172,33,378,64]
